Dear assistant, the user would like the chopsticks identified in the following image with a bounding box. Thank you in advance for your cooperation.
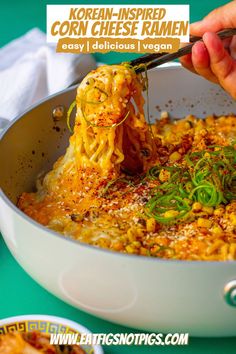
[130,28,236,73]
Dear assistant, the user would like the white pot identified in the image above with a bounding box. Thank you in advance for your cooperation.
[1,63,236,336]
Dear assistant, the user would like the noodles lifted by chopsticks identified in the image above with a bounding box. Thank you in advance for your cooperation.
[47,64,156,179]
[20,64,156,216]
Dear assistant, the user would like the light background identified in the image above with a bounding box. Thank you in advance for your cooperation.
[0,1,236,353]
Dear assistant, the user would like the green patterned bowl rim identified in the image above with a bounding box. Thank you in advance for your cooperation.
[0,314,103,354]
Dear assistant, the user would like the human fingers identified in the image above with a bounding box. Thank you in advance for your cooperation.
[203,31,236,98]
[191,41,219,83]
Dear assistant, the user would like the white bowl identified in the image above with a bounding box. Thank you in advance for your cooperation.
[0,63,236,337]
[0,314,103,354]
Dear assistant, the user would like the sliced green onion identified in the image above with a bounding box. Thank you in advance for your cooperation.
[78,86,108,105]
[144,144,236,224]
[67,100,77,133]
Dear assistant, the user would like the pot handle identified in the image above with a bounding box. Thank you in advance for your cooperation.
[224,280,236,307]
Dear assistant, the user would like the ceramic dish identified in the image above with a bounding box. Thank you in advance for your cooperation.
[0,314,103,354]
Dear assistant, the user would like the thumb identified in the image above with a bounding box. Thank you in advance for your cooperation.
[190,1,236,36]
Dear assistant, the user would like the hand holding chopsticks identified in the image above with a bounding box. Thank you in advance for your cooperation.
[129,28,236,73]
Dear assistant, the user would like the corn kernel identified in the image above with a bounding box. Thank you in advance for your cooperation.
[211,225,223,236]
[169,151,182,163]
[204,152,210,158]
[214,208,225,217]
[146,218,156,233]
[184,121,192,129]
[136,228,145,237]
[132,241,141,248]
[197,218,212,228]
[164,210,179,218]
[127,228,136,242]
[202,206,214,215]
[192,202,202,213]
[159,169,170,182]
[126,245,135,254]
[229,213,236,226]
